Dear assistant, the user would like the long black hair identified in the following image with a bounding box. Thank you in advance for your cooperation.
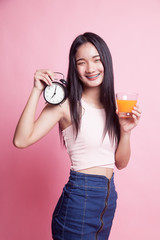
[67,32,120,143]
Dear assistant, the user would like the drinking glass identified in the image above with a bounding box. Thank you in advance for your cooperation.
[116,92,138,118]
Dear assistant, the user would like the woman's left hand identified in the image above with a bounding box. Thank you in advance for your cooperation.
[117,106,142,133]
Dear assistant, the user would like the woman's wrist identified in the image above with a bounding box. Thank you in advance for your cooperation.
[120,128,131,137]
[32,86,43,95]
[27,86,43,105]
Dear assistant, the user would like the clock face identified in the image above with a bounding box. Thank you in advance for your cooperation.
[44,82,66,104]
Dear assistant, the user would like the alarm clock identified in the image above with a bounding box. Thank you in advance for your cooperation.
[43,72,68,105]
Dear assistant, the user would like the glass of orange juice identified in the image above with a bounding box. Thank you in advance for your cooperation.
[116,92,138,118]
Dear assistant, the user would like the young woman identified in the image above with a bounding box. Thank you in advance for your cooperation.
[13,32,141,240]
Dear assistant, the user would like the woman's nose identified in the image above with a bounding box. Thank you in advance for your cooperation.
[85,62,96,73]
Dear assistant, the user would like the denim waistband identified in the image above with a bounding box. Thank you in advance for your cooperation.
[68,170,115,189]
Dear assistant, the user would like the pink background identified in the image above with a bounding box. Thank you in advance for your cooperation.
[0,0,160,239]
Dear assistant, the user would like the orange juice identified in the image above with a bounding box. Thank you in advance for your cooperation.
[117,100,137,117]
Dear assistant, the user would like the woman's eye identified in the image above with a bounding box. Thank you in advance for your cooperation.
[95,58,101,62]
[77,62,85,65]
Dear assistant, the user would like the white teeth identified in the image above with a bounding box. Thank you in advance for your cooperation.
[87,73,100,79]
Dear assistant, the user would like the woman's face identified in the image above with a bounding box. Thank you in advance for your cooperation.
[75,42,104,88]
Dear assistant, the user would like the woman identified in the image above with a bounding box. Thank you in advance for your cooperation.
[13,32,141,239]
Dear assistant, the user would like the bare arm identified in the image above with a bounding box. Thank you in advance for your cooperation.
[13,70,63,148]
[115,131,131,170]
[115,106,142,170]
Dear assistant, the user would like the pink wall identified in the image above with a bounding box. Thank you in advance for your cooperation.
[0,0,160,239]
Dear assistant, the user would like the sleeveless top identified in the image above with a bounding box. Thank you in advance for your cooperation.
[62,99,116,171]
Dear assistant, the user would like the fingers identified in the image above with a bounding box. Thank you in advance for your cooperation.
[34,69,55,86]
[131,106,142,128]
[132,106,142,120]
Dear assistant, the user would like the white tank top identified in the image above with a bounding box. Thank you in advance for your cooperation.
[62,99,116,171]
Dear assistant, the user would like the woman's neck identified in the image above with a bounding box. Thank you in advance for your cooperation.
[82,87,103,108]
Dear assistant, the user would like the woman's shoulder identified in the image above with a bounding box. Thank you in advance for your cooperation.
[60,98,70,112]
[59,98,72,130]
[41,98,69,121]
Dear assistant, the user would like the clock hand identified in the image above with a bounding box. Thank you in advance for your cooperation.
[51,86,57,98]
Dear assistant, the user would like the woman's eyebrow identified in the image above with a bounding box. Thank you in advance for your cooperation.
[76,58,85,62]
[76,55,100,62]
[92,55,100,58]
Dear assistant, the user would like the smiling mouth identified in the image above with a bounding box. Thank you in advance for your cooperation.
[86,73,100,80]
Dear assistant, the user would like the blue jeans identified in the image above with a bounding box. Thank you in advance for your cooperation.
[52,170,118,240]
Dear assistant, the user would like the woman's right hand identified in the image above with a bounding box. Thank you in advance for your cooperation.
[34,69,55,91]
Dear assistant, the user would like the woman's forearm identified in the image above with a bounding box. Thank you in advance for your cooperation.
[115,131,131,170]
[13,87,42,148]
